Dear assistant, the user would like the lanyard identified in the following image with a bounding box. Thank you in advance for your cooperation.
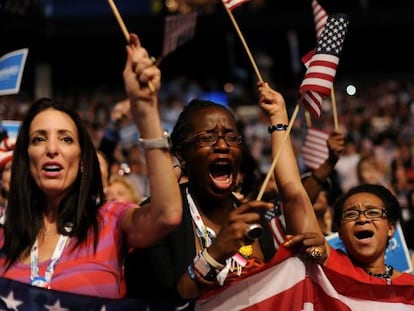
[186,187,247,285]
[30,234,69,289]
[186,187,216,247]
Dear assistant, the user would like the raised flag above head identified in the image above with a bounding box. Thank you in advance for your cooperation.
[312,0,328,39]
[299,13,349,118]
[222,0,250,11]
[161,13,197,57]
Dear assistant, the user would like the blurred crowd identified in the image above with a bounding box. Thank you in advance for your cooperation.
[2,76,414,255]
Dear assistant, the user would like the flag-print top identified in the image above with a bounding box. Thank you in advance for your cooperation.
[0,201,134,299]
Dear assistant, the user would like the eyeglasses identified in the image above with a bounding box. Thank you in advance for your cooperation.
[183,132,242,147]
[342,207,387,222]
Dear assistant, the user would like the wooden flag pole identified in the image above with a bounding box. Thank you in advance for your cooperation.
[224,5,264,82]
[107,0,129,41]
[107,0,155,92]
[256,103,300,200]
[331,88,339,130]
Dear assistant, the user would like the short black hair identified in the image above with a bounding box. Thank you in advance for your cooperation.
[333,184,401,229]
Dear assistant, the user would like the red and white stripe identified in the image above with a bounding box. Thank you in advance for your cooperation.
[312,0,328,39]
[222,0,250,11]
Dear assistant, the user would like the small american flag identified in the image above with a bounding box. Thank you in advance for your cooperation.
[302,128,330,171]
[222,0,250,11]
[161,13,197,57]
[299,13,349,118]
[312,0,328,39]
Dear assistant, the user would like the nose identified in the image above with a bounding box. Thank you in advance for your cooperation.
[46,138,59,156]
[213,135,231,150]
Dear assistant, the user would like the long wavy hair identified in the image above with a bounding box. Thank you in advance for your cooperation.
[2,98,105,269]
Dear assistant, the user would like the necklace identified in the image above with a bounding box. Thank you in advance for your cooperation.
[367,264,393,284]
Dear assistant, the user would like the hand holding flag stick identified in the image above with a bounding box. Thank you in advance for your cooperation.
[257,13,349,200]
[107,0,155,93]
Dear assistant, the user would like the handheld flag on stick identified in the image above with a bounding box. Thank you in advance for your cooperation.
[312,0,328,39]
[223,0,251,11]
[299,13,349,119]
[311,0,340,129]
[302,128,330,171]
[161,13,197,58]
[221,0,263,82]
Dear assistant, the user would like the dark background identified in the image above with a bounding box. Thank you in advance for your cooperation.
[1,0,414,96]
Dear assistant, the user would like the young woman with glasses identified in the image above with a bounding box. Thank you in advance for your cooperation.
[125,83,325,309]
[285,183,414,286]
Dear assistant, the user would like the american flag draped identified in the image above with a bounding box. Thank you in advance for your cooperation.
[161,13,197,57]
[312,0,328,39]
[299,13,349,118]
[0,277,148,311]
[195,246,414,311]
[222,0,250,11]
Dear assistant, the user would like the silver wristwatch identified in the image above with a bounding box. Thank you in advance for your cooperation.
[139,131,171,150]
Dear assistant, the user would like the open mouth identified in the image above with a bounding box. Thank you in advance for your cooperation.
[354,230,374,240]
[209,160,233,190]
[43,164,62,172]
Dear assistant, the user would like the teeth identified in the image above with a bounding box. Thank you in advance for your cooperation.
[44,165,61,171]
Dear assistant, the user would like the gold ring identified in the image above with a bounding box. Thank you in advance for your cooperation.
[308,246,323,259]
[150,56,157,65]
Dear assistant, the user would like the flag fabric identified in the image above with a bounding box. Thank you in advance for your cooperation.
[195,246,414,311]
[312,0,328,39]
[0,277,149,311]
[161,13,197,57]
[0,48,29,96]
[299,13,349,118]
[222,0,250,11]
[302,127,330,170]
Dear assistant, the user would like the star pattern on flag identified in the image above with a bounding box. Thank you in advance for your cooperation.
[1,290,24,311]
[316,16,349,56]
[44,299,69,311]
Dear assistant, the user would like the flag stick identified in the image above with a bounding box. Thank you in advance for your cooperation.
[331,88,339,130]
[304,110,312,128]
[223,6,264,82]
[107,0,155,92]
[107,0,129,41]
[256,103,300,200]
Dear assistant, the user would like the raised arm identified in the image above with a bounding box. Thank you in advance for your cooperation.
[121,33,182,248]
[257,82,321,236]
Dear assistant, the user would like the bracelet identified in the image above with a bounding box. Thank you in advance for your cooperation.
[193,251,217,281]
[268,124,288,133]
[139,131,171,150]
[187,264,198,282]
[202,248,225,270]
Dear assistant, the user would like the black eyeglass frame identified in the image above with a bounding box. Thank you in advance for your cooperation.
[182,131,243,147]
[341,207,388,222]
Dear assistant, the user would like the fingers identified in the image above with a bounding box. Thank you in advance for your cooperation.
[123,33,160,95]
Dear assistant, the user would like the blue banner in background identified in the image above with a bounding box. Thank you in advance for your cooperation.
[326,223,413,273]
[0,49,29,96]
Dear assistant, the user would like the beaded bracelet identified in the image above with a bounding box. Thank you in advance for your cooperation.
[268,124,288,133]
